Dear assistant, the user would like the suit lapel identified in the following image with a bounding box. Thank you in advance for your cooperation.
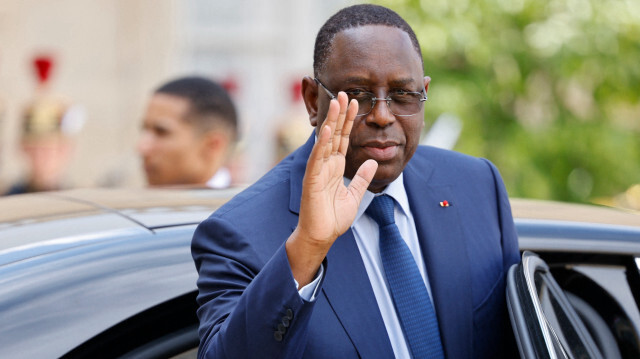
[289,134,314,214]
[404,161,473,359]
[322,230,395,358]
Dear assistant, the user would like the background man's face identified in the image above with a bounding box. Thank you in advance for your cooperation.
[315,25,428,192]
[137,93,209,186]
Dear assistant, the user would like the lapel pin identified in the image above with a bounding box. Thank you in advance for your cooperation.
[439,200,451,207]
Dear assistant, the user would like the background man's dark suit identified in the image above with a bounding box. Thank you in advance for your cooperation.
[192,135,520,358]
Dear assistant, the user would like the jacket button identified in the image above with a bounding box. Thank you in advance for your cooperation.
[278,323,287,333]
[285,308,294,320]
[282,317,290,327]
[274,331,283,342]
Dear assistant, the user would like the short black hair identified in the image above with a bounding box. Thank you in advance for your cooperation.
[313,4,422,77]
[155,76,239,139]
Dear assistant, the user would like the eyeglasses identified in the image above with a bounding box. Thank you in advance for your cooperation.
[314,78,427,117]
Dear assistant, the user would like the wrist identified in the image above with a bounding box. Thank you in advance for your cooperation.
[286,228,331,288]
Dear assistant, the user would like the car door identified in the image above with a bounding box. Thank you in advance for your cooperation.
[507,251,613,359]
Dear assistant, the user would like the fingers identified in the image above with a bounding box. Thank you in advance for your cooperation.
[339,99,358,155]
[321,99,339,158]
[308,92,355,177]
[348,159,378,201]
[331,93,348,153]
[307,125,331,178]
[319,92,351,157]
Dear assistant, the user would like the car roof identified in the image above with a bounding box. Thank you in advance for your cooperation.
[2,191,637,257]
[511,198,640,255]
[0,187,236,227]
[0,187,238,265]
[510,198,640,228]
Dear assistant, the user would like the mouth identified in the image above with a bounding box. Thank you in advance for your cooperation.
[361,141,400,162]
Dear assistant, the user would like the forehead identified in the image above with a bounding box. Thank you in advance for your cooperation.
[322,25,423,85]
[145,94,191,123]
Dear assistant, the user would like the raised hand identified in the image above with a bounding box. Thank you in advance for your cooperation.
[286,92,378,287]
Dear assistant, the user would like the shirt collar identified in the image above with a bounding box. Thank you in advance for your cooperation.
[206,167,231,189]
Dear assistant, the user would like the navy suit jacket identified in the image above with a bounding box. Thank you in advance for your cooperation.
[192,135,520,358]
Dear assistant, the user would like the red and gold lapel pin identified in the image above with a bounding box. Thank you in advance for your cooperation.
[439,200,451,207]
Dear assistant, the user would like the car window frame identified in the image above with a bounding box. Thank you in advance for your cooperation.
[507,251,605,359]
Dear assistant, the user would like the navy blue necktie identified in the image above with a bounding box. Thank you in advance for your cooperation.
[366,195,444,359]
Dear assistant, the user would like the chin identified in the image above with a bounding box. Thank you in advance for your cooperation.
[146,176,166,187]
[369,172,401,193]
[375,163,402,180]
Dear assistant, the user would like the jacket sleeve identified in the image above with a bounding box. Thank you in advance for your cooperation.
[482,158,521,358]
[191,215,322,359]
[483,159,520,271]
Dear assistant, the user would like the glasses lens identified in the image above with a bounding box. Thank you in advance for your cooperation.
[346,91,425,116]
[346,93,373,116]
[389,93,423,116]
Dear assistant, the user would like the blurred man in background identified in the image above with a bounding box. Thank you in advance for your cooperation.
[137,76,239,188]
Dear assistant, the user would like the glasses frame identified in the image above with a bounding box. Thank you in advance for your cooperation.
[314,78,427,117]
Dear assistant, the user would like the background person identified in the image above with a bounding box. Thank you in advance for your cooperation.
[137,76,238,188]
[192,4,519,358]
[4,56,84,196]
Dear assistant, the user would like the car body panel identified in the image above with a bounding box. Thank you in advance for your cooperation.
[0,227,197,358]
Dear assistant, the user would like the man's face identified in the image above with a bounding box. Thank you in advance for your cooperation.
[137,93,210,186]
[313,25,429,193]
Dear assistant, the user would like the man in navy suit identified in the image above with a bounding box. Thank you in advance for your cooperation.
[192,4,520,358]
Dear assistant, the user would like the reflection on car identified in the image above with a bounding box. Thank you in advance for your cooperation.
[0,188,238,358]
[0,190,638,358]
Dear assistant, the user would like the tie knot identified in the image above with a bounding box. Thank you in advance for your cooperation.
[366,195,395,226]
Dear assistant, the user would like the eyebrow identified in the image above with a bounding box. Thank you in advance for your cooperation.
[339,76,418,88]
[388,78,418,87]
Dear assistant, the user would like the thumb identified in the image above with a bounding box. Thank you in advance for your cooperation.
[347,159,378,201]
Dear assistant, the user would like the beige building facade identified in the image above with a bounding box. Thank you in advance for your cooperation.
[0,0,354,191]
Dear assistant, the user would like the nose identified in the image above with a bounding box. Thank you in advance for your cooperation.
[364,97,395,128]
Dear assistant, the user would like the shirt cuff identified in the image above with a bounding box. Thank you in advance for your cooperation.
[294,263,324,301]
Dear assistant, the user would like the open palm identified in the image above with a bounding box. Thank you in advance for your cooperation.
[298,92,378,245]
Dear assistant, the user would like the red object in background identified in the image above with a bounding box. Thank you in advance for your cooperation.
[33,55,54,85]
[290,80,302,103]
[221,76,239,96]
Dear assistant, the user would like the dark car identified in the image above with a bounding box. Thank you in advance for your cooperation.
[0,189,638,358]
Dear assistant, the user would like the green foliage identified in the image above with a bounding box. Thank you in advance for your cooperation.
[373,0,640,202]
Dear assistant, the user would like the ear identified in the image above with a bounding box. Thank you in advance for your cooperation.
[423,76,431,94]
[200,131,230,159]
[301,76,320,127]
